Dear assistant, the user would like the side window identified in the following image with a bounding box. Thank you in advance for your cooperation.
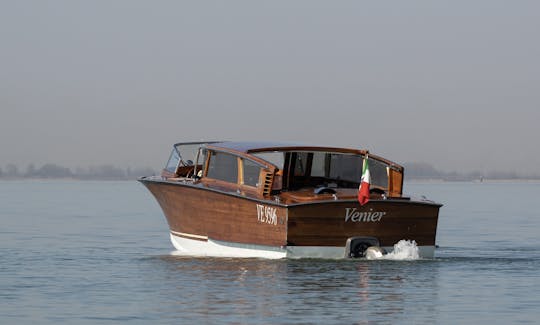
[243,159,261,187]
[206,152,238,183]
[369,158,389,189]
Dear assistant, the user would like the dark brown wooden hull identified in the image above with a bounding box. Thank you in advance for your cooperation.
[141,179,288,247]
[140,178,441,253]
[287,200,440,247]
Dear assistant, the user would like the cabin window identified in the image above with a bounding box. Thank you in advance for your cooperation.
[309,152,362,182]
[301,152,388,189]
[242,159,260,187]
[328,154,361,181]
[369,158,389,189]
[206,151,238,183]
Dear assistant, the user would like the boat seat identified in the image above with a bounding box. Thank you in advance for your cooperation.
[175,165,195,177]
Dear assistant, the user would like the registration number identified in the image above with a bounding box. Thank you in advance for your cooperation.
[256,204,278,225]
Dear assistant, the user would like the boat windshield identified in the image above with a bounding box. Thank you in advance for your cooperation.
[164,149,181,173]
[173,143,204,166]
[254,151,389,190]
[164,142,215,174]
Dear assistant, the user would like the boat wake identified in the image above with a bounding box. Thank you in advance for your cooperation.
[368,240,420,260]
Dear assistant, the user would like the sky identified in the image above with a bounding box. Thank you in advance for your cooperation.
[1,1,539,175]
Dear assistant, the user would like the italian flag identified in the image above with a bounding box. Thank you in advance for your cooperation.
[358,155,370,205]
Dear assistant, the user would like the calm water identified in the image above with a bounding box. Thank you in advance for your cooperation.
[1,180,539,324]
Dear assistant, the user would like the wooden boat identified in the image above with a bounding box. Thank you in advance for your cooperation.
[139,141,442,258]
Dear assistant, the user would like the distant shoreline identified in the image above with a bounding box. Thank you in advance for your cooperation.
[407,178,540,183]
[0,177,142,181]
[3,162,537,183]
[0,163,157,181]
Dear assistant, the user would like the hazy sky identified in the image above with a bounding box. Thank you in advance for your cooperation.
[1,1,539,174]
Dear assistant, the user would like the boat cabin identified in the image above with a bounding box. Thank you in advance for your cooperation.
[161,141,404,202]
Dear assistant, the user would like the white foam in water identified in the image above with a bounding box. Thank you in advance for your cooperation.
[369,239,420,260]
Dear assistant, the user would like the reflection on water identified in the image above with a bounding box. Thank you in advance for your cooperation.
[147,256,441,324]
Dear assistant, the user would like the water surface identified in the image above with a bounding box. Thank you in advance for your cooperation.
[1,180,539,324]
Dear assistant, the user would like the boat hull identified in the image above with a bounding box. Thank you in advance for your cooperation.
[140,179,441,259]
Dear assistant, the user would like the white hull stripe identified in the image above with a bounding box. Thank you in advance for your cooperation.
[169,233,436,259]
[170,230,208,241]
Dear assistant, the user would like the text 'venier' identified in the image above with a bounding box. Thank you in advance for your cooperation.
[345,208,386,222]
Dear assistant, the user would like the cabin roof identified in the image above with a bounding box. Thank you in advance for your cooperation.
[171,141,402,172]
[205,141,402,169]
[207,141,367,155]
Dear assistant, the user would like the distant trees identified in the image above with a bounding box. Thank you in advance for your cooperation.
[0,163,157,180]
[75,165,157,180]
[31,164,73,178]
[0,161,537,181]
[26,164,36,176]
[403,162,539,181]
[404,162,441,180]
[5,164,19,177]
[79,165,126,179]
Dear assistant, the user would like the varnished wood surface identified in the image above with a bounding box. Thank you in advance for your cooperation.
[280,188,356,203]
[388,168,403,196]
[287,200,439,247]
[142,180,288,246]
